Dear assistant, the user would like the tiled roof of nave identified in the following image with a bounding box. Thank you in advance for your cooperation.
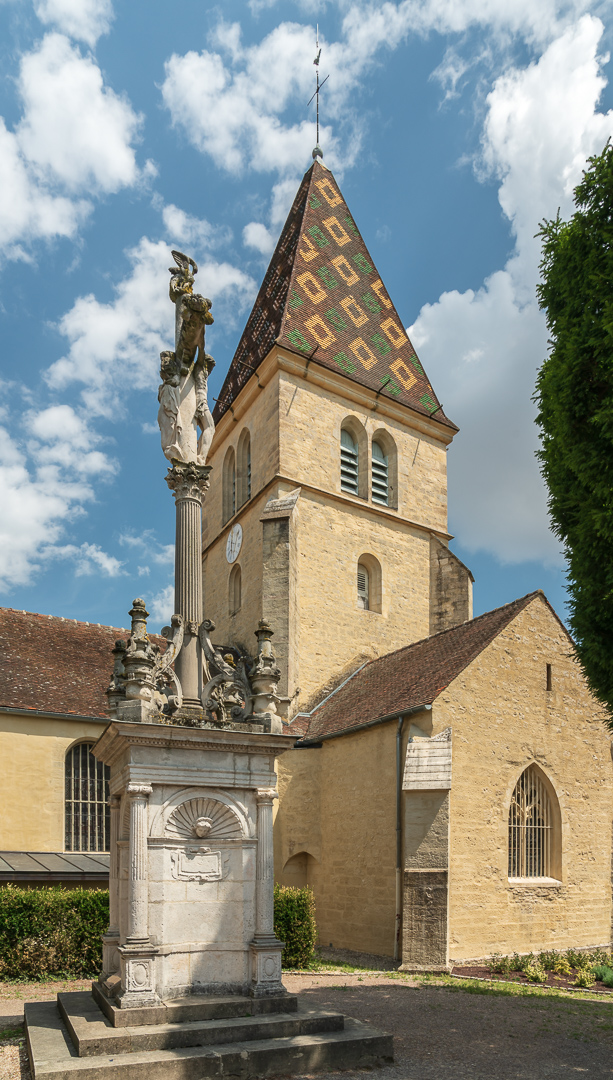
[0,607,159,718]
[293,592,543,741]
[213,161,456,429]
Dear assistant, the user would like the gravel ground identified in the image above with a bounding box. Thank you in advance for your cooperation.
[2,973,613,1080]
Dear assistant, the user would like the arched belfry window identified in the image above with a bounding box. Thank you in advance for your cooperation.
[341,429,359,495]
[237,429,251,508]
[229,563,241,616]
[223,447,236,524]
[371,429,397,509]
[508,765,560,880]
[65,743,110,852]
[340,417,367,499]
[371,440,389,505]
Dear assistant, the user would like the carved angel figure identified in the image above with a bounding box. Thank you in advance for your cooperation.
[157,251,216,466]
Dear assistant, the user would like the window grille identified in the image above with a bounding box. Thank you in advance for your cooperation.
[65,743,110,852]
[508,766,552,878]
[341,429,359,495]
[357,564,369,609]
[372,441,389,505]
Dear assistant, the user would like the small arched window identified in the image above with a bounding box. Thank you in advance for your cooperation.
[229,563,241,616]
[65,743,110,852]
[372,440,389,505]
[341,429,359,495]
[223,447,236,524]
[237,429,251,508]
[508,765,560,879]
[357,553,382,613]
[357,562,369,609]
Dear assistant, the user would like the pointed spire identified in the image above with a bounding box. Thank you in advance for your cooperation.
[213,162,455,429]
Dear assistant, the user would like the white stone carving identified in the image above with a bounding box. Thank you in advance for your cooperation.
[165,797,243,840]
[125,957,154,993]
[403,727,452,790]
[170,847,223,882]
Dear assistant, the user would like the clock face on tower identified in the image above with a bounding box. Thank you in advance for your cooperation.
[226,523,243,564]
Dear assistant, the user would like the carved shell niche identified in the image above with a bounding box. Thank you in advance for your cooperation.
[165,798,243,841]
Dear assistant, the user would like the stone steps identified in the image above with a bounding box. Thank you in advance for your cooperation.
[91,984,297,1027]
[58,992,344,1056]
[26,997,394,1080]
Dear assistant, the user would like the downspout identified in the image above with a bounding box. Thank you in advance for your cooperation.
[394,704,432,962]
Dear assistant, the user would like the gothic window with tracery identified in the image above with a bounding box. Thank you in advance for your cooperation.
[65,743,110,852]
[508,765,554,878]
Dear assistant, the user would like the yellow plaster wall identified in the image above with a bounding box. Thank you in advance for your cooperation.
[434,596,613,960]
[275,723,398,957]
[0,714,107,851]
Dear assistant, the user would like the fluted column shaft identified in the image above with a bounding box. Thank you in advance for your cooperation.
[165,464,211,708]
[255,789,277,937]
[108,794,121,935]
[174,493,203,703]
[126,784,152,944]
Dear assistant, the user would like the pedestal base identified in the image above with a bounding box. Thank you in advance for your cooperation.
[115,945,161,1009]
[100,932,120,982]
[250,937,286,997]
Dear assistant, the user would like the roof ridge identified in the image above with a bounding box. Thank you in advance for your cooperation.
[0,606,130,634]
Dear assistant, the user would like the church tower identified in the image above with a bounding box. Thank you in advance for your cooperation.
[202,159,472,716]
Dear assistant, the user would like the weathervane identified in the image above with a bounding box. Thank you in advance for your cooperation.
[308,25,329,160]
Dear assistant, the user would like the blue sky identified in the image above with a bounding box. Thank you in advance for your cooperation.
[1,0,612,632]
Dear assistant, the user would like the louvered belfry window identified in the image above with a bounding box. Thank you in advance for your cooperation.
[65,743,110,852]
[508,766,552,878]
[372,440,389,505]
[357,563,369,609]
[341,429,359,494]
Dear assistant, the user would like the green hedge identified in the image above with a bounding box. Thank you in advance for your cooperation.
[0,883,317,980]
[0,886,108,980]
[274,885,317,969]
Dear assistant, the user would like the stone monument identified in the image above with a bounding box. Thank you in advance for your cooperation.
[24,250,393,1079]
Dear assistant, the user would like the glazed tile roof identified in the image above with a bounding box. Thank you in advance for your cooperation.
[213,160,456,429]
[293,592,542,742]
[0,607,139,718]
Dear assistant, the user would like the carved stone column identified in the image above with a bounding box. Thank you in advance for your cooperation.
[117,783,159,1008]
[101,794,121,979]
[250,788,286,997]
[166,463,211,710]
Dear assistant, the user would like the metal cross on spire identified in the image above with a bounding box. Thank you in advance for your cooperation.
[308,25,328,161]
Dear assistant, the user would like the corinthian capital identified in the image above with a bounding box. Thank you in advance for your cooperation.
[165,462,211,502]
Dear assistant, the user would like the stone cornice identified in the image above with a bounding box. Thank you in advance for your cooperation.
[92,720,296,768]
[210,345,457,453]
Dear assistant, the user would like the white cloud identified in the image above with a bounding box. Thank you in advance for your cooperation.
[34,0,114,47]
[0,32,146,259]
[17,33,144,195]
[410,14,613,565]
[148,583,175,628]
[161,203,231,249]
[46,231,255,417]
[243,221,276,254]
[0,424,94,590]
[27,404,115,477]
[45,541,123,576]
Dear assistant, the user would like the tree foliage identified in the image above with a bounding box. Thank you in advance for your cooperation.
[536,141,613,723]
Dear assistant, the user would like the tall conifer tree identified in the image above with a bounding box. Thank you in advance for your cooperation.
[536,142,613,723]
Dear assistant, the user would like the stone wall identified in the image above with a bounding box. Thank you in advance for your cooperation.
[275,722,400,957]
[436,595,613,960]
[429,536,473,634]
[0,712,107,850]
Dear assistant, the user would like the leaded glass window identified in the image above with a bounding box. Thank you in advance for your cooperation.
[508,766,552,878]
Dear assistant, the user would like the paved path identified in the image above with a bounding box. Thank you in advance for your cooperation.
[2,973,613,1079]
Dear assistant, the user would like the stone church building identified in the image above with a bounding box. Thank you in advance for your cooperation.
[1,159,612,968]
